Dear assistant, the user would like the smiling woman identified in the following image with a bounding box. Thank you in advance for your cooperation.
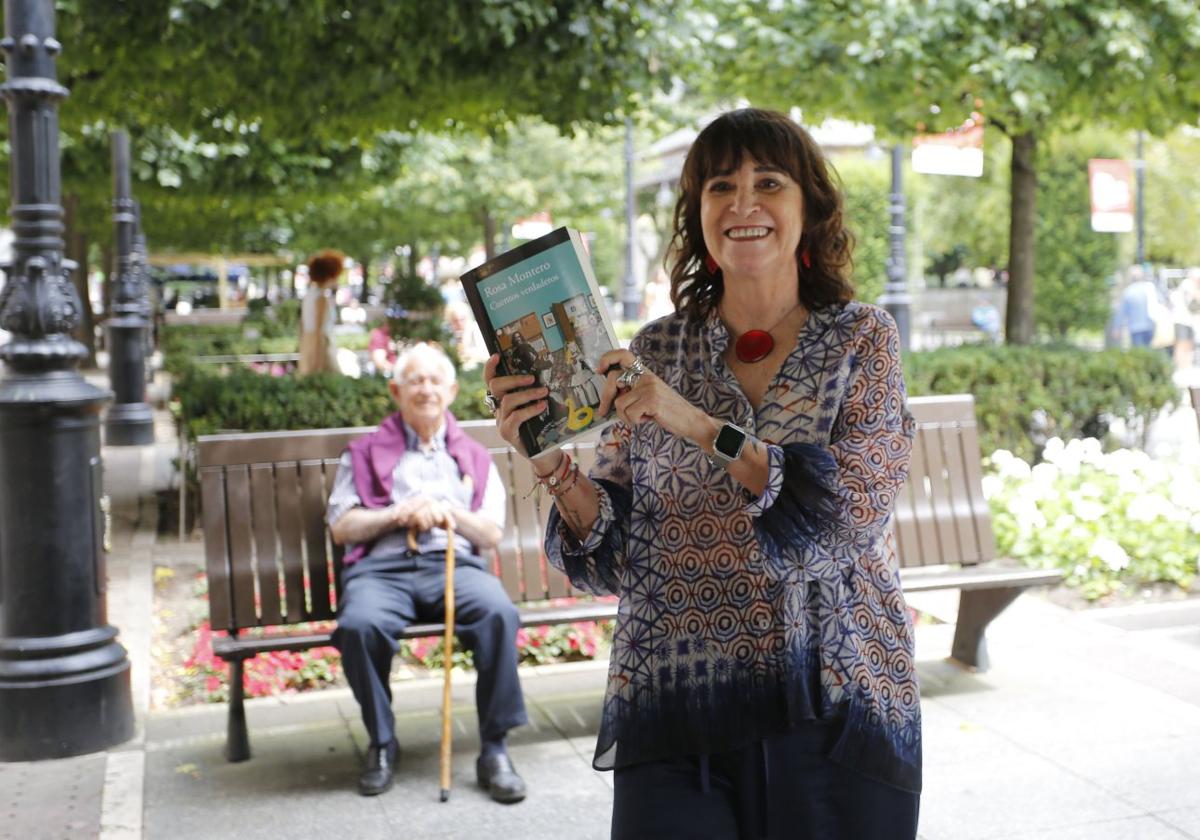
[485,109,921,840]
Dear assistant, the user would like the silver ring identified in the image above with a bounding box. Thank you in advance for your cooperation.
[483,391,499,415]
[615,356,646,389]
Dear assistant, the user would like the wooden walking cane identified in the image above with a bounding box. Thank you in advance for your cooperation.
[440,527,457,802]
[408,526,456,802]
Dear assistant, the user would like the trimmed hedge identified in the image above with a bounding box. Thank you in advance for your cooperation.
[904,345,1178,462]
[174,362,490,441]
[170,326,1178,467]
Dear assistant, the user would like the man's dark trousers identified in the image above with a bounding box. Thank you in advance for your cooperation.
[333,550,529,747]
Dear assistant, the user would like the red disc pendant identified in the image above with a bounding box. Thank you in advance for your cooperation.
[735,330,774,363]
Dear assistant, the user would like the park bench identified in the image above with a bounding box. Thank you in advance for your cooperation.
[197,393,1060,761]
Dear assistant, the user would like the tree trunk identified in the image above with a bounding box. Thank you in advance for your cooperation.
[1005,131,1038,345]
[482,209,497,261]
[408,244,419,278]
[63,194,97,366]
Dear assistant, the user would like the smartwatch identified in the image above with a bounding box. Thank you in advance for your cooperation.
[707,422,747,470]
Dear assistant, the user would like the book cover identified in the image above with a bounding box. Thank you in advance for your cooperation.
[460,226,620,456]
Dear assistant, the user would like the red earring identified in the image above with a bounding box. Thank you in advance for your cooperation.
[801,248,812,269]
[704,253,720,275]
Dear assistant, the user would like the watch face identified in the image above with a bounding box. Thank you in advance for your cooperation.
[715,423,746,457]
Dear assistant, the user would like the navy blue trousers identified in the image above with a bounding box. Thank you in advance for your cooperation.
[332,550,529,747]
[611,721,920,840]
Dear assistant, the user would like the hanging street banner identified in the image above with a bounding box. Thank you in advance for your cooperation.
[911,114,984,177]
[1087,159,1135,233]
[511,211,554,241]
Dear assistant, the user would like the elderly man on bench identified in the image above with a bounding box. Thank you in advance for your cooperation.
[327,342,529,802]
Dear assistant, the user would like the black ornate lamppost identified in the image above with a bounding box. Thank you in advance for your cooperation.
[0,0,134,760]
[103,130,154,446]
[877,144,913,350]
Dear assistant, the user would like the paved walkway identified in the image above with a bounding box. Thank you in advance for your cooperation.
[1,378,1199,839]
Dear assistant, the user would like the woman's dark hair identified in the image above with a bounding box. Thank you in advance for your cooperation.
[307,249,345,284]
[668,108,855,320]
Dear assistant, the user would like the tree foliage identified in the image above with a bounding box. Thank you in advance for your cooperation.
[1,1,672,255]
[695,0,1200,343]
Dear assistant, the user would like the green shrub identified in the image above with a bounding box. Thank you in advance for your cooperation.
[173,358,492,440]
[904,345,1178,462]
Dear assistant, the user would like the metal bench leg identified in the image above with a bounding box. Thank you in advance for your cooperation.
[950,588,1022,671]
[225,658,251,762]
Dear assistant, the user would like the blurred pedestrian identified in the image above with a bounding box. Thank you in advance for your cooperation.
[299,249,344,374]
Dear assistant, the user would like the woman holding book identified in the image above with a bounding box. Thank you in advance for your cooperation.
[484,108,920,839]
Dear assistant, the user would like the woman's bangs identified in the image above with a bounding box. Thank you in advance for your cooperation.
[693,113,801,184]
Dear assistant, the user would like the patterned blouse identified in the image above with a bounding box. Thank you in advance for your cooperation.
[545,301,921,793]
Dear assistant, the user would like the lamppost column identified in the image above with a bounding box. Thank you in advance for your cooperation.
[877,144,913,350]
[0,0,134,760]
[103,130,154,445]
[621,118,639,321]
[1135,131,1146,267]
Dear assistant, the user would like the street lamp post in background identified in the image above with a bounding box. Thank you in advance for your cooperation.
[1135,131,1146,267]
[878,144,913,350]
[104,130,154,445]
[622,118,639,321]
[0,0,134,760]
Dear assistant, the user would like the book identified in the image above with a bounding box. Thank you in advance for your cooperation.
[460,226,621,456]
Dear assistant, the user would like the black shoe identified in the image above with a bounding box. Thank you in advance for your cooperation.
[358,740,399,796]
[476,751,527,804]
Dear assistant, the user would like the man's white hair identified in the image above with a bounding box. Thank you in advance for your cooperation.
[392,342,456,385]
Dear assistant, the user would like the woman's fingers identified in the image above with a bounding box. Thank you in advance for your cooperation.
[596,348,637,416]
[484,354,536,400]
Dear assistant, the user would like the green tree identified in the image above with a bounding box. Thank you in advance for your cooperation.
[1033,133,1121,340]
[698,0,1200,344]
[1146,128,1200,266]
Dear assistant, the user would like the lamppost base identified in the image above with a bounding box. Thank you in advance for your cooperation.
[104,403,155,446]
[0,632,133,761]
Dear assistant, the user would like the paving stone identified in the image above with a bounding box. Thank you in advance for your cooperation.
[0,754,105,840]
[919,750,1140,840]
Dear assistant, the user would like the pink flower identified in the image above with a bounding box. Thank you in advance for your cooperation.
[205,676,221,692]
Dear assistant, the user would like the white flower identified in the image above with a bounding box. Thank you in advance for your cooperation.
[1043,437,1066,462]
[1010,495,1047,531]
[1031,462,1060,488]
[1126,494,1172,523]
[997,455,1033,482]
[1053,513,1077,529]
[1072,498,1106,522]
[981,474,1003,500]
[1077,481,1103,498]
[1089,537,1130,572]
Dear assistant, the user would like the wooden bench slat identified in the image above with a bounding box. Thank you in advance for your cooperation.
[212,600,622,659]
[299,460,335,621]
[936,421,980,567]
[200,467,234,631]
[899,564,1061,592]
[490,447,524,601]
[957,417,998,563]
[509,454,547,601]
[274,463,307,624]
[224,466,259,629]
[249,463,283,626]
[906,420,939,566]
[923,422,964,566]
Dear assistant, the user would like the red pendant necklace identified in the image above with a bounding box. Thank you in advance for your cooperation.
[730,304,803,364]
